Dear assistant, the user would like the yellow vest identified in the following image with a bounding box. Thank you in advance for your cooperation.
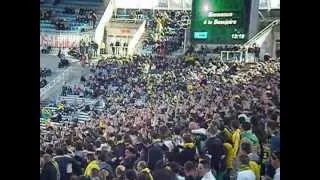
[84,160,100,177]
[232,129,241,159]
[224,143,233,169]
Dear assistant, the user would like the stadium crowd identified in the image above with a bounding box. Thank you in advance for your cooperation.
[141,10,191,55]
[41,51,280,180]
[40,4,279,180]
[40,7,97,31]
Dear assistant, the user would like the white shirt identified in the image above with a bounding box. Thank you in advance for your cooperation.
[201,171,216,180]
[274,168,280,180]
[236,170,255,180]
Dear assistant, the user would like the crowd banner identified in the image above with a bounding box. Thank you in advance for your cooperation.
[40,30,93,48]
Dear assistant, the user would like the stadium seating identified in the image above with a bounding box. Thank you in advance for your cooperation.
[40,0,105,33]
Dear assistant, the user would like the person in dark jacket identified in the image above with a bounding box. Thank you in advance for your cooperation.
[121,147,137,169]
[115,41,120,55]
[146,137,164,170]
[178,134,196,166]
[123,42,128,56]
[110,42,115,55]
[53,148,79,180]
[114,135,126,158]
[184,161,198,180]
[41,153,60,180]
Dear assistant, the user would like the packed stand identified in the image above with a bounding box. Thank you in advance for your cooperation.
[40,7,98,32]
[40,96,97,124]
[115,9,191,55]
[143,10,191,55]
[41,51,280,180]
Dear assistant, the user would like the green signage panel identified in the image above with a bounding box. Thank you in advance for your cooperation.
[191,0,251,44]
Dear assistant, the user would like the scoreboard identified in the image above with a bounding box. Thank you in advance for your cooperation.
[191,0,253,44]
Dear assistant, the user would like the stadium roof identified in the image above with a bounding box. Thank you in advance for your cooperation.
[114,0,280,10]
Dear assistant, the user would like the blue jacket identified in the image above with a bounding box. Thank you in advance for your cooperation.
[271,135,280,152]
[53,155,74,180]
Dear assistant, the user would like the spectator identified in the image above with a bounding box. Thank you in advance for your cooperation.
[92,12,97,28]
[110,42,115,55]
[116,40,120,55]
[236,155,255,180]
[184,161,197,180]
[53,148,76,180]
[136,161,153,180]
[41,153,60,180]
[264,121,280,179]
[84,152,100,177]
[267,121,280,153]
[179,134,196,166]
[93,42,98,57]
[115,165,126,180]
[122,147,137,169]
[271,151,280,180]
[146,134,165,170]
[125,169,138,180]
[197,159,216,180]
[152,169,175,180]
[239,142,260,180]
[226,120,241,162]
[240,119,260,162]
[205,136,227,180]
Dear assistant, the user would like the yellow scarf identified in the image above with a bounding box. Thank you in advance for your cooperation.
[141,168,153,180]
[116,140,124,145]
[99,120,106,129]
[239,164,251,171]
[184,143,195,149]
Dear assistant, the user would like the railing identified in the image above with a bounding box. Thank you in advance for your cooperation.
[244,19,280,47]
[40,29,94,34]
[220,51,246,62]
[110,18,144,24]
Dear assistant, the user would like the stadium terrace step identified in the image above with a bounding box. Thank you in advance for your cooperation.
[41,1,105,32]
[59,95,97,105]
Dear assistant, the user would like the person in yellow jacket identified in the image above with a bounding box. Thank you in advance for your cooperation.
[240,142,261,180]
[84,152,100,177]
[99,119,106,129]
[224,120,241,160]
[57,103,64,112]
[224,142,234,179]
[224,142,233,170]
[186,83,193,94]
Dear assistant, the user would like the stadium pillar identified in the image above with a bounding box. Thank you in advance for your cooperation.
[183,28,187,53]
